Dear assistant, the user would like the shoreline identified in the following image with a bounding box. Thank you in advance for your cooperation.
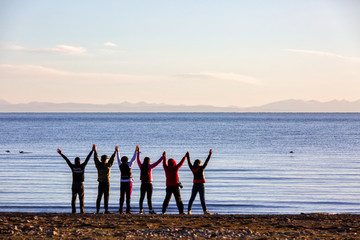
[1,212,359,239]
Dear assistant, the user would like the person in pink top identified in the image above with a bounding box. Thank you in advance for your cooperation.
[136,146,165,214]
[162,152,187,214]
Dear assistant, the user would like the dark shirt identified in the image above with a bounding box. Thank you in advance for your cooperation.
[120,163,132,180]
[187,153,211,184]
[61,150,93,183]
[94,151,116,182]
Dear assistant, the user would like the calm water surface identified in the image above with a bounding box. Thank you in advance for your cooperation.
[0,113,359,214]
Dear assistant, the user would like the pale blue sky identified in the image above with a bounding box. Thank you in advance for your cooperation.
[1,0,359,107]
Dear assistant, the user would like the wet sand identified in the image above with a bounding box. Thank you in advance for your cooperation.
[1,212,359,239]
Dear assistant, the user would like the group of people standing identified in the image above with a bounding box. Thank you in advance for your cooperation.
[57,145,212,215]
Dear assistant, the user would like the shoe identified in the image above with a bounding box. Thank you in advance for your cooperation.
[204,210,212,215]
[149,210,157,214]
[139,209,145,214]
[187,210,192,215]
[104,211,111,214]
[126,210,132,214]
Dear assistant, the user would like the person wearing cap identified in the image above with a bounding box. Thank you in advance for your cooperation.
[57,147,94,213]
[93,144,117,214]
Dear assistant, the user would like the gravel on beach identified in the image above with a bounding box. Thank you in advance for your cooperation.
[1,212,359,239]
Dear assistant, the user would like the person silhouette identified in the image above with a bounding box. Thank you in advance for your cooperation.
[137,147,165,214]
[162,152,187,214]
[117,146,138,214]
[93,144,117,214]
[57,147,94,213]
[187,149,212,215]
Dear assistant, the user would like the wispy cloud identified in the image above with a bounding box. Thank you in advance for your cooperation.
[42,45,88,56]
[0,64,153,83]
[178,72,261,85]
[286,49,360,62]
[2,43,88,56]
[3,43,26,51]
[104,42,117,47]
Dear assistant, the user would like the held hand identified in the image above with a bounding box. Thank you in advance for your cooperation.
[57,148,62,154]
[115,146,119,152]
[162,151,166,158]
[92,144,97,151]
[186,152,190,158]
[209,149,213,154]
[136,145,140,152]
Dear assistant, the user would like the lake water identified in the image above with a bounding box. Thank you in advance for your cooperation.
[0,113,359,214]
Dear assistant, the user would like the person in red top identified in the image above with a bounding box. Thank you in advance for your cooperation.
[136,147,165,214]
[187,149,212,215]
[162,152,187,214]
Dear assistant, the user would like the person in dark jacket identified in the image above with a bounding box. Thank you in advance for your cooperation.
[187,149,212,215]
[137,147,165,214]
[57,147,94,213]
[94,144,117,214]
[117,145,138,214]
[162,152,187,214]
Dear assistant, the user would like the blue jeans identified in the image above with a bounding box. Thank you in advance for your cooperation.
[188,183,207,212]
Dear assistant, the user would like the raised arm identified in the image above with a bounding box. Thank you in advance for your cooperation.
[177,153,187,169]
[108,146,118,167]
[186,152,192,169]
[117,151,121,167]
[128,146,138,167]
[57,149,72,168]
[162,151,167,169]
[82,149,94,167]
[202,149,212,169]
[93,145,100,166]
[149,153,165,169]
[136,146,142,168]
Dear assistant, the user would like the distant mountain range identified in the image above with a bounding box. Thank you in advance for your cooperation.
[0,99,360,112]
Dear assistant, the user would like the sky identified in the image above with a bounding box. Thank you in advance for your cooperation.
[0,0,359,107]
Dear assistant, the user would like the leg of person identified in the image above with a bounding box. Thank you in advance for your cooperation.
[71,183,77,213]
[96,182,104,214]
[104,181,110,213]
[162,186,173,214]
[79,182,85,214]
[147,183,155,214]
[119,182,126,213]
[188,184,199,215]
[139,182,146,214]
[198,183,209,214]
[126,182,131,214]
[173,186,184,214]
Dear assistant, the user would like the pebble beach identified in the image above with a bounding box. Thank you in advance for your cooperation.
[1,212,359,239]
